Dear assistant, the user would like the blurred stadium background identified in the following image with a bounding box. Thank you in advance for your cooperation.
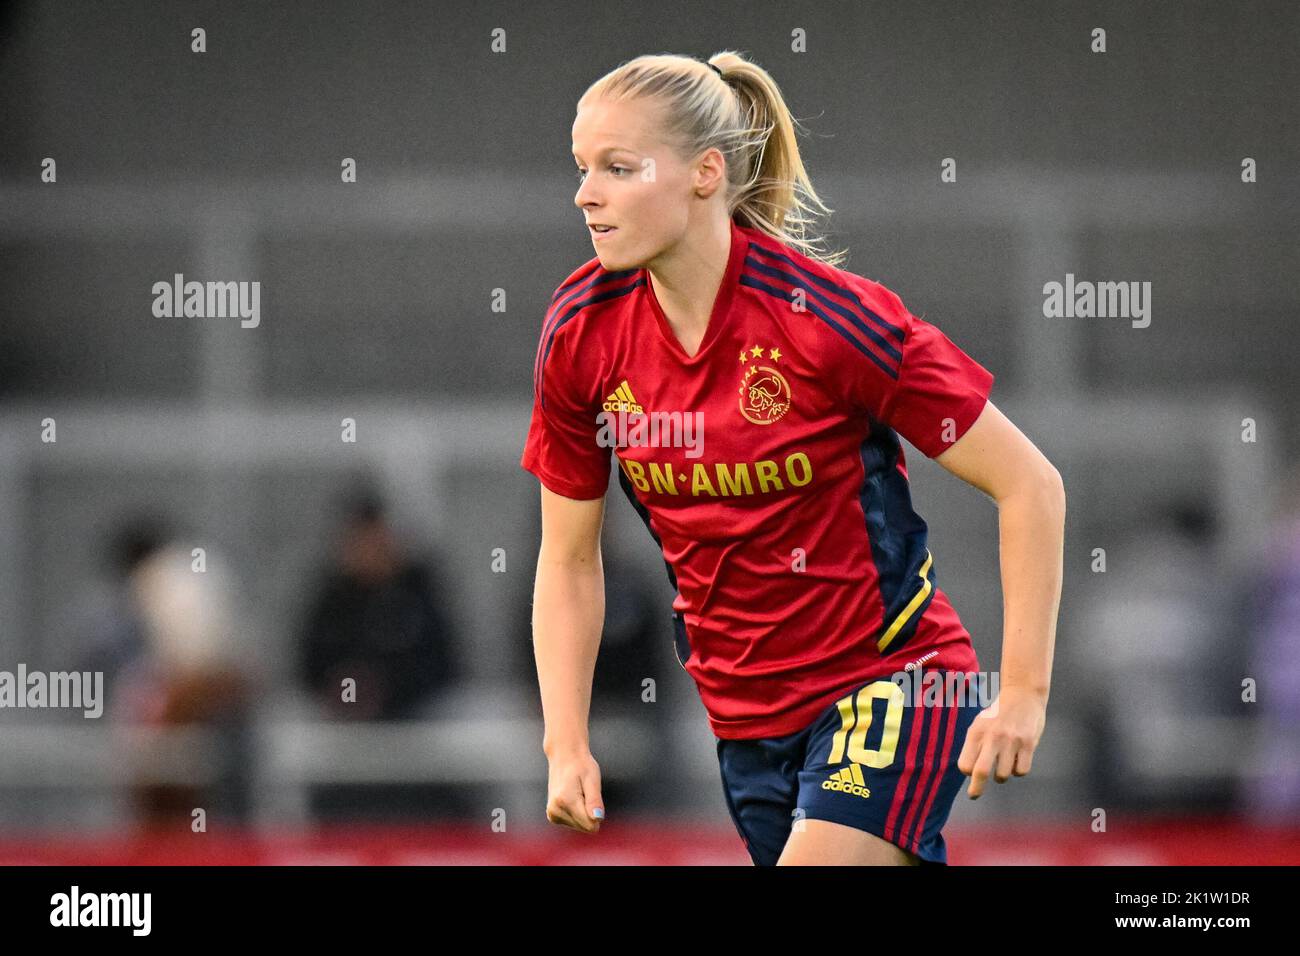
[1,1,1298,864]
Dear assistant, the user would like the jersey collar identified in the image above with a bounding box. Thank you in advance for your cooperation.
[642,218,749,362]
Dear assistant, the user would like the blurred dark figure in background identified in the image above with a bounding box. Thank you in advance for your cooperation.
[296,486,464,819]
[1241,466,1300,822]
[587,550,679,814]
[1074,498,1234,813]
[298,488,457,719]
[88,514,256,830]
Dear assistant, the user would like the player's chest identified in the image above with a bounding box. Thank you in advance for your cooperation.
[592,323,853,504]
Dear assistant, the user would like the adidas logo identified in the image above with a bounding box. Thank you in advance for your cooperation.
[602,379,644,414]
[821,763,871,798]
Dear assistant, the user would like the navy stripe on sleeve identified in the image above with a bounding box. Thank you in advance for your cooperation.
[537,272,643,408]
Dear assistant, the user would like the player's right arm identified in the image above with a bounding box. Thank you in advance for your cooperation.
[533,484,607,833]
[523,270,614,833]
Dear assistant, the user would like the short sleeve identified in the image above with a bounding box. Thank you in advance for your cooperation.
[520,319,611,500]
[847,282,994,458]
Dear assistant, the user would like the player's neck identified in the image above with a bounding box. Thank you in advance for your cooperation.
[646,218,732,352]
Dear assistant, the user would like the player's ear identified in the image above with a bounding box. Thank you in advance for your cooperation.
[693,147,726,199]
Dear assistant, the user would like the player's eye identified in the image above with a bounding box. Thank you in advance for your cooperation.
[574,165,629,183]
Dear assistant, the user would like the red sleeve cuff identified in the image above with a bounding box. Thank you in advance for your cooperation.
[905,366,994,458]
[519,449,609,500]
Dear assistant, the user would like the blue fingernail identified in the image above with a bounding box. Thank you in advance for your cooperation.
[592,808,604,820]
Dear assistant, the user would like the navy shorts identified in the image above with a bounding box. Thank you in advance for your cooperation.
[716,672,984,865]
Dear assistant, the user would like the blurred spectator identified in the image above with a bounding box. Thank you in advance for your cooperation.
[75,514,171,690]
[296,486,464,820]
[297,488,457,719]
[588,549,679,814]
[591,555,662,712]
[1240,466,1300,822]
[1073,498,1234,813]
[88,515,256,830]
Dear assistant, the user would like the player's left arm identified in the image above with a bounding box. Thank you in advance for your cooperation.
[933,399,1065,799]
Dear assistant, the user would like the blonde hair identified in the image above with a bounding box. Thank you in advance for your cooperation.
[580,51,848,267]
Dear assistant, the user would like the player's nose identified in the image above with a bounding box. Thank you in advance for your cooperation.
[574,176,601,210]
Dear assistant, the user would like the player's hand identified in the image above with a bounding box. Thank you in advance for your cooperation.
[544,749,605,833]
[957,685,1047,799]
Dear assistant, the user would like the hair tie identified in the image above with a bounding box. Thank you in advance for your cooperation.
[707,62,723,78]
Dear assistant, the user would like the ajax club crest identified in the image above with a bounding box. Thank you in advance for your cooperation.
[737,343,791,425]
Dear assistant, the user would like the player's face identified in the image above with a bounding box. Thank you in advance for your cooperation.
[571,95,696,270]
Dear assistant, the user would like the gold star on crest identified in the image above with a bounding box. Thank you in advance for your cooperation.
[750,345,763,358]
[769,347,782,362]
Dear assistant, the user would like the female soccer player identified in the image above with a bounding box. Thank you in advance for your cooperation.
[522,51,1065,865]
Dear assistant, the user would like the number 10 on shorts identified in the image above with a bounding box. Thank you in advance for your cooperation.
[827,680,905,768]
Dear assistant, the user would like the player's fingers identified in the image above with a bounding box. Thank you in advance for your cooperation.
[545,803,570,828]
[545,798,582,831]
[562,777,598,835]
[967,737,997,799]
[580,765,605,831]
[957,736,975,776]
[993,736,1019,783]
[546,781,594,833]
[1013,744,1034,777]
[956,715,987,775]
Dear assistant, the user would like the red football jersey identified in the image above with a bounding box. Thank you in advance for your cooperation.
[522,219,994,739]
